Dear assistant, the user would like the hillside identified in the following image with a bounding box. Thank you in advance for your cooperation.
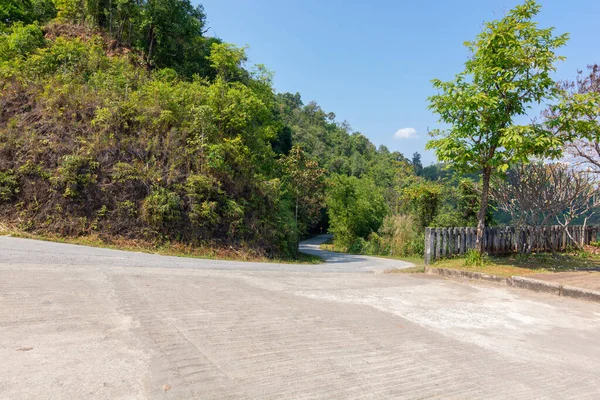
[0,1,406,258]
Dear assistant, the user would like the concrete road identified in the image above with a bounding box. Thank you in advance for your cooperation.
[1,236,600,399]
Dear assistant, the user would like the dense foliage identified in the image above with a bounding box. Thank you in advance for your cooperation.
[0,1,432,258]
[4,0,580,261]
[0,4,300,256]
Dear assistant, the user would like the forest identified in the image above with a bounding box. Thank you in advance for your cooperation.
[1,0,598,260]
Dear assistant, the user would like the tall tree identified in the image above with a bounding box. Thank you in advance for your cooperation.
[279,145,326,240]
[427,0,568,252]
[411,152,423,176]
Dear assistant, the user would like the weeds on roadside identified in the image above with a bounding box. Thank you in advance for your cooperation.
[464,249,489,268]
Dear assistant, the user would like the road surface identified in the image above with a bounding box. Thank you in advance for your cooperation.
[1,235,599,399]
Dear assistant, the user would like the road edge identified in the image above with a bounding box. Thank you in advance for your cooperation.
[424,266,600,303]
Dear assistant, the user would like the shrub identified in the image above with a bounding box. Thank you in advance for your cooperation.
[26,36,91,77]
[189,200,220,228]
[186,174,222,230]
[464,248,489,267]
[53,155,99,198]
[18,160,50,179]
[348,237,367,254]
[0,22,45,62]
[141,187,182,230]
[366,214,423,257]
[117,200,138,218]
[224,198,244,236]
[185,174,220,201]
[0,169,19,202]
[111,162,144,183]
[401,181,442,230]
[326,174,387,250]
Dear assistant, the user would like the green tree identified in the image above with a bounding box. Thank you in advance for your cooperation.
[401,180,442,230]
[411,152,423,176]
[137,0,208,71]
[1,0,34,25]
[278,145,326,239]
[326,175,387,250]
[427,0,568,251]
[0,22,46,62]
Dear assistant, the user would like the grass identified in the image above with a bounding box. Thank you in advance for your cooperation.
[432,250,600,277]
[316,233,600,277]
[391,266,425,274]
[319,237,335,251]
[0,223,323,264]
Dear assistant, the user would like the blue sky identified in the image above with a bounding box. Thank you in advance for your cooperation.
[198,0,600,165]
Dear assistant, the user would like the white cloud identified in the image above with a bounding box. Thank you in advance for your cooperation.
[394,127,418,139]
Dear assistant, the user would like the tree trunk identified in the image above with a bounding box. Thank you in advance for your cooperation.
[146,25,155,64]
[477,168,492,253]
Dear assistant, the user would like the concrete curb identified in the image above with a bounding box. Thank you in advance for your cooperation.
[424,266,600,303]
[511,276,561,296]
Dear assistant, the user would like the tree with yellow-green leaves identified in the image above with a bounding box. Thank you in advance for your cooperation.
[427,0,568,252]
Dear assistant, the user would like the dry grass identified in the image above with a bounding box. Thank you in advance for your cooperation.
[390,266,425,274]
[433,251,600,277]
[319,239,335,252]
[0,224,323,264]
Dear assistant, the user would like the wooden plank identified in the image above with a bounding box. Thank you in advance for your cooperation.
[435,228,441,261]
[454,227,460,255]
[442,228,448,258]
[425,228,431,265]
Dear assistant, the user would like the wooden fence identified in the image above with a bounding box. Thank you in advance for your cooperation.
[424,225,600,265]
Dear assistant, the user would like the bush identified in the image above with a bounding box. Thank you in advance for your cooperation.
[365,214,423,257]
[189,200,220,228]
[0,170,19,202]
[185,174,222,230]
[0,22,45,62]
[141,187,182,230]
[464,248,488,267]
[348,237,367,254]
[53,155,99,199]
[326,174,387,250]
[26,36,92,77]
[111,162,142,183]
[117,200,137,218]
[401,181,442,230]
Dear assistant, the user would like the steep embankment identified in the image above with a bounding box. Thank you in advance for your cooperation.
[0,22,297,256]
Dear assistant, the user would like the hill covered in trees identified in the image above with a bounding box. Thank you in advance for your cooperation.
[1,0,431,258]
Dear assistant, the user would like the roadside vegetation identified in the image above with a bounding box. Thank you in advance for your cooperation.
[0,0,408,260]
[0,223,322,263]
[0,0,499,262]
[430,248,600,277]
[1,0,599,265]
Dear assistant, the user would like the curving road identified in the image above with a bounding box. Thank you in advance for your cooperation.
[298,234,415,272]
[1,235,600,399]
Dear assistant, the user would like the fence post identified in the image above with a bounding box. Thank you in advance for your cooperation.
[441,228,446,258]
[469,227,475,250]
[493,227,499,254]
[435,228,441,261]
[425,228,431,265]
